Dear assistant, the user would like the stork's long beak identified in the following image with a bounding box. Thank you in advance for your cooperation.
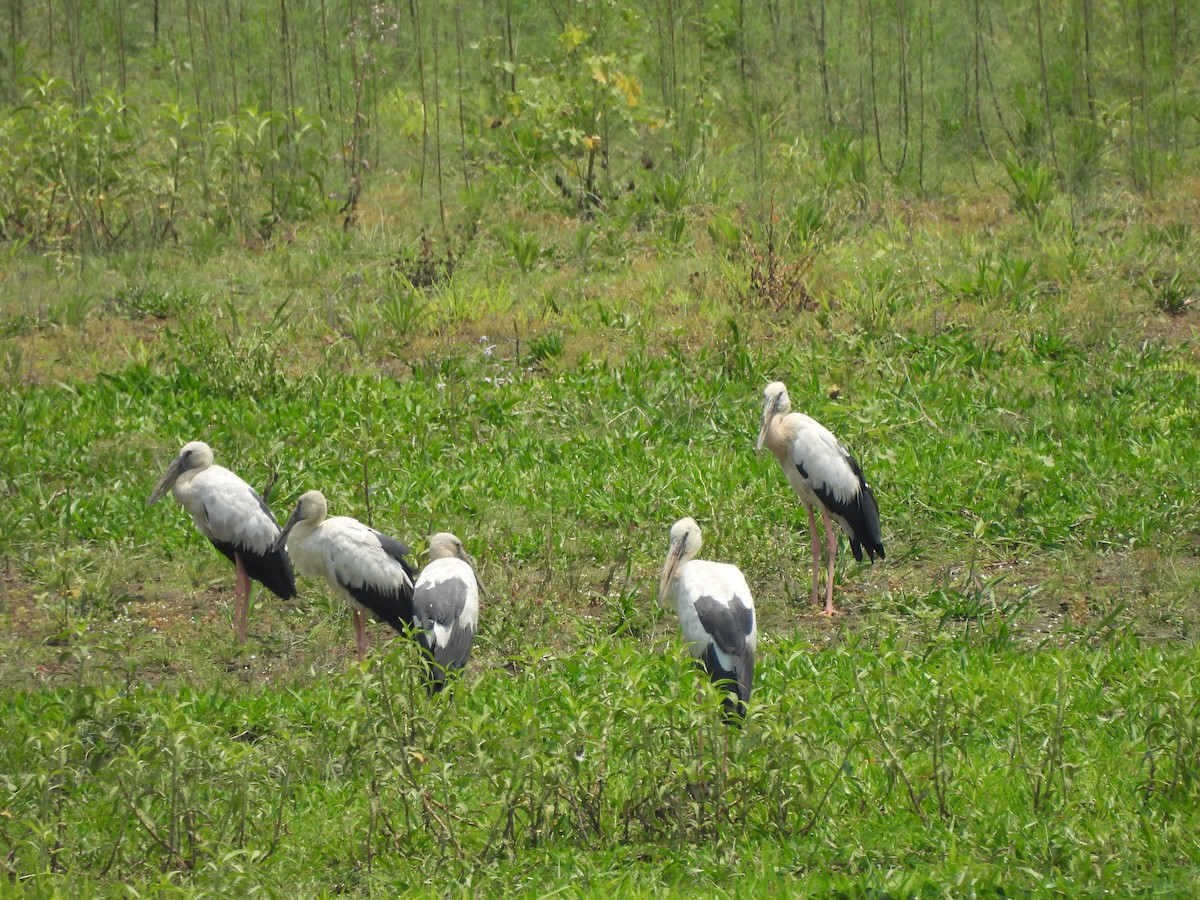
[754,397,777,453]
[273,504,303,553]
[658,538,685,606]
[147,454,186,505]
[755,417,769,453]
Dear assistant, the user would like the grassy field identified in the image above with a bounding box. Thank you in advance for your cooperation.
[3,1,1200,896]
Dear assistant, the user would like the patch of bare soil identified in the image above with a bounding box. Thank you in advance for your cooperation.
[0,569,369,692]
[0,546,1196,694]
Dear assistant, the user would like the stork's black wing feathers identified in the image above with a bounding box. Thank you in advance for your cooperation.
[802,450,885,563]
[413,578,469,629]
[374,531,417,580]
[200,491,297,600]
[693,595,754,658]
[209,538,298,600]
[417,623,477,693]
[692,595,754,722]
[698,644,754,723]
[337,574,414,635]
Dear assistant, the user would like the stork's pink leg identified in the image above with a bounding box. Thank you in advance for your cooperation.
[806,503,821,609]
[820,507,839,615]
[354,609,367,662]
[234,553,250,643]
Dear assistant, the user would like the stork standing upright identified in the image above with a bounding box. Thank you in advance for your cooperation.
[148,441,297,643]
[659,517,757,722]
[274,490,416,662]
[412,532,481,693]
[756,381,884,616]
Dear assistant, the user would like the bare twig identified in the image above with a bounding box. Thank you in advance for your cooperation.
[855,682,931,827]
[115,777,190,871]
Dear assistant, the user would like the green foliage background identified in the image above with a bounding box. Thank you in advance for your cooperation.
[2,1,1200,895]
[3,0,1198,248]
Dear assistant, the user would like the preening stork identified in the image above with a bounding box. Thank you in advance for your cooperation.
[274,490,416,662]
[756,381,884,616]
[148,441,297,643]
[659,517,757,721]
[412,532,481,692]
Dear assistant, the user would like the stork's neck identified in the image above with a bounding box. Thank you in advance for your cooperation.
[292,518,322,541]
[171,466,203,500]
[761,413,794,462]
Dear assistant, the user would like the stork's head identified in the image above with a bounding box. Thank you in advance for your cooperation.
[274,490,329,552]
[659,517,703,605]
[148,441,214,505]
[427,531,487,596]
[426,532,467,562]
[756,381,791,452]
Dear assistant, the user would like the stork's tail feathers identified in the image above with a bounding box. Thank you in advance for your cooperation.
[423,662,451,695]
[415,633,447,694]
[702,646,753,725]
[377,606,414,637]
[848,481,885,563]
[257,548,298,600]
[723,652,754,725]
[849,535,885,563]
[721,696,746,724]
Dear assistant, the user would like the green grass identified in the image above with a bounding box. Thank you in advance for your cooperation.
[2,325,1196,572]
[1,299,1199,893]
[3,2,1200,894]
[3,630,1200,893]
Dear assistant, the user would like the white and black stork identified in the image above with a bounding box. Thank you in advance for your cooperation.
[756,381,884,615]
[659,517,757,722]
[274,490,416,662]
[148,440,296,643]
[412,532,481,693]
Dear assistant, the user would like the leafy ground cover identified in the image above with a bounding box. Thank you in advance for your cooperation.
[1,192,1198,892]
[2,1,1200,894]
[3,629,1200,894]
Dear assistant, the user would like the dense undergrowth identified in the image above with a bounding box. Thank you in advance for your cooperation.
[2,1,1200,895]
[1,324,1198,893]
[4,626,1200,894]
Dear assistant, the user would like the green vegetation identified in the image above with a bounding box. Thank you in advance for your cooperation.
[5,631,1200,894]
[2,0,1200,895]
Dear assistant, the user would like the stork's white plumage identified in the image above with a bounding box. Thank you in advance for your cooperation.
[412,532,481,692]
[659,517,757,721]
[148,441,296,643]
[275,490,415,662]
[756,381,884,615]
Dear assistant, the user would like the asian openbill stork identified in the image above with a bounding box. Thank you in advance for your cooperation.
[659,517,757,723]
[756,381,884,615]
[148,441,297,643]
[274,490,416,662]
[412,532,481,692]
